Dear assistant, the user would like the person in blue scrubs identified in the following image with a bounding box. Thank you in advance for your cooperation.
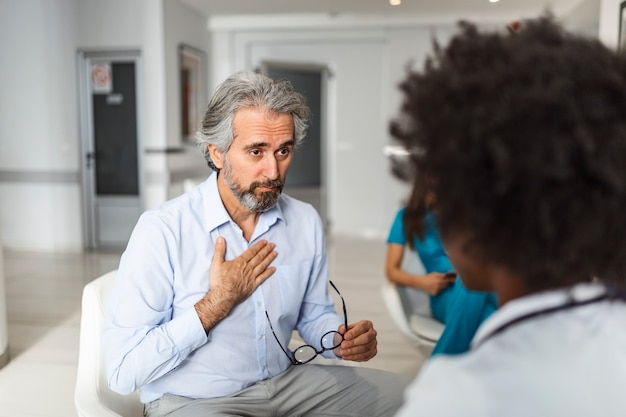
[385,184,497,356]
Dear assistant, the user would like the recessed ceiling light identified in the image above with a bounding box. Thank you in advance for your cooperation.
[489,0,500,3]
[389,0,401,6]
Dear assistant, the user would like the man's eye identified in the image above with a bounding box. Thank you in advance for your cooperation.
[250,149,261,156]
[277,148,291,156]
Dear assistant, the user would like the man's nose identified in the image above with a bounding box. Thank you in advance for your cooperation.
[263,155,279,179]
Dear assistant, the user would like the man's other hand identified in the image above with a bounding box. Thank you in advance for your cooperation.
[334,320,378,362]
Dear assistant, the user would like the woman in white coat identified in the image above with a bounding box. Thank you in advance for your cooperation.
[390,15,626,417]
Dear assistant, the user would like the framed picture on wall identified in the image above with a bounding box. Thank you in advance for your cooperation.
[617,1,626,51]
[179,44,206,143]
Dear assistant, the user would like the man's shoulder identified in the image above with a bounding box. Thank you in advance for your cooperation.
[279,192,313,208]
[140,191,202,228]
[278,193,319,216]
[277,194,323,233]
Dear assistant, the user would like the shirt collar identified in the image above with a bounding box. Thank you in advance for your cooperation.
[202,171,286,234]
[471,282,608,349]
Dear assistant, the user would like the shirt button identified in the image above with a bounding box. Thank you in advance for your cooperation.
[258,334,264,340]
[257,302,262,307]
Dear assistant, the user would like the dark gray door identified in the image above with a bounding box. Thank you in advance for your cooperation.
[79,51,143,249]
[93,62,139,197]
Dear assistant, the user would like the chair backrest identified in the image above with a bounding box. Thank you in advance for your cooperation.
[75,270,143,417]
[380,247,444,348]
[401,285,444,343]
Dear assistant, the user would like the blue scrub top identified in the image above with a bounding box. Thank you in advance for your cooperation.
[387,209,453,275]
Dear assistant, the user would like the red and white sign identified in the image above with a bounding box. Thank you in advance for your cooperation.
[91,63,112,94]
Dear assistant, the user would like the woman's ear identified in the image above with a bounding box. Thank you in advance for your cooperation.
[208,145,224,170]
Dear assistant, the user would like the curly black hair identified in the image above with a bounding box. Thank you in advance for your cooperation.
[390,16,626,292]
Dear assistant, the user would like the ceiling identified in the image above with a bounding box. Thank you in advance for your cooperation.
[176,0,596,25]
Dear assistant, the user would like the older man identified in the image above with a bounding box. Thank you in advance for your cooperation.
[104,70,409,417]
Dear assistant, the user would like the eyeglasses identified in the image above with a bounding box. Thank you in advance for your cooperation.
[265,280,348,365]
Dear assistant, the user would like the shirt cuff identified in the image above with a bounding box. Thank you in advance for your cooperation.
[163,307,209,354]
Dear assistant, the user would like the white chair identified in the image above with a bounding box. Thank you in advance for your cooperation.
[380,248,444,348]
[75,270,143,417]
[74,270,355,417]
[381,281,444,348]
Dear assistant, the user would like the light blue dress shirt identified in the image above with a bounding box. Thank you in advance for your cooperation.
[103,172,342,403]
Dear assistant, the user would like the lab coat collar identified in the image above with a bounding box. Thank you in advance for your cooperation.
[471,282,608,349]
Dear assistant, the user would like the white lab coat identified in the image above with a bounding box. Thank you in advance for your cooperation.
[396,283,626,417]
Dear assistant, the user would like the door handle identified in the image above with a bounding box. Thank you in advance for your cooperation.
[86,152,95,169]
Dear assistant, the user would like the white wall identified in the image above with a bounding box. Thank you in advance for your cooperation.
[0,0,616,251]
[163,0,213,198]
[0,0,185,250]
[0,0,215,251]
[0,0,83,251]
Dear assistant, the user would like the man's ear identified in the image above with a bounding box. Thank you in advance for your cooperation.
[208,145,224,170]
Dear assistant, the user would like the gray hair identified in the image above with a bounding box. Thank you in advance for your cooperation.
[195,70,310,171]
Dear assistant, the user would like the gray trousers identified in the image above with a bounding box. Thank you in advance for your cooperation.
[144,365,411,417]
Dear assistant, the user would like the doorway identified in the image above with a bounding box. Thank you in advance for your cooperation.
[78,50,143,249]
[260,62,328,229]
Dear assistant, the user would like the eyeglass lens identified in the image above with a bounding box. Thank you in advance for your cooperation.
[293,330,344,364]
[266,280,347,365]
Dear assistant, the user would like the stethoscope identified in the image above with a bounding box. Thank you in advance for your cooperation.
[473,285,626,349]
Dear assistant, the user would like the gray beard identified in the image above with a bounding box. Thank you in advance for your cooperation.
[222,162,283,213]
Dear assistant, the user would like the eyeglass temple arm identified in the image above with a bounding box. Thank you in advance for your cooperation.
[265,311,298,365]
[328,280,348,331]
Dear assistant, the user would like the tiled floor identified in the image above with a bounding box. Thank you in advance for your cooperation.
[0,236,428,417]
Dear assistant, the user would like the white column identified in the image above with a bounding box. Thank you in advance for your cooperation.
[598,0,621,48]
